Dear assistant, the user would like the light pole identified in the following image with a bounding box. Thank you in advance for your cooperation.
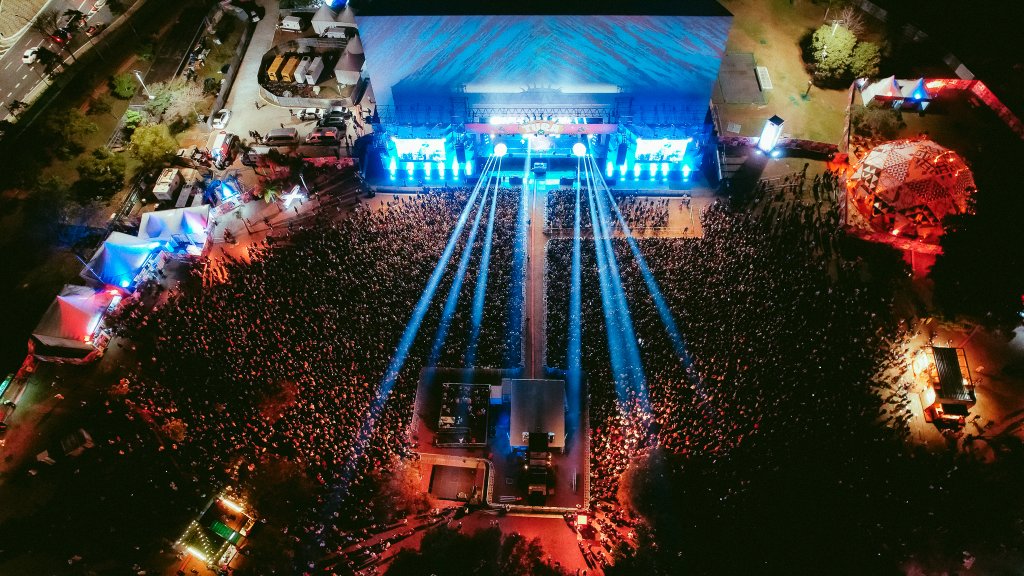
[133,69,154,100]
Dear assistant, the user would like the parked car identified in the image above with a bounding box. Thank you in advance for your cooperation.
[85,24,101,37]
[211,109,232,129]
[306,126,340,144]
[22,47,40,64]
[297,107,320,121]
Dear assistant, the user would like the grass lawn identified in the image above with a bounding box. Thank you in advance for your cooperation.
[717,0,851,143]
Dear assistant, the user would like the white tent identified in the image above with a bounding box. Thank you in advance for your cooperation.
[334,51,364,86]
[81,232,160,288]
[31,285,114,352]
[137,205,211,246]
[311,4,339,35]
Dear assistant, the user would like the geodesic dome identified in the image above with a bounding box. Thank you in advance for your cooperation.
[848,139,976,240]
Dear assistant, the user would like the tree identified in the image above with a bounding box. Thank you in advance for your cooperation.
[47,108,98,159]
[143,81,174,117]
[811,23,858,83]
[29,8,61,39]
[851,41,881,78]
[111,73,137,99]
[76,147,127,196]
[123,109,145,131]
[837,5,867,37]
[87,95,113,116]
[23,176,73,242]
[129,123,178,168]
[164,81,205,124]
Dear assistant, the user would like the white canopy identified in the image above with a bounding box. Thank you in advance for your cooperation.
[32,285,114,351]
[137,205,211,245]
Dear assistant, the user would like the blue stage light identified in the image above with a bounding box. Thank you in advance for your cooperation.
[572,142,587,157]
[494,143,508,157]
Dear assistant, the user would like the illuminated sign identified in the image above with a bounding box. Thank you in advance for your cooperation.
[465,123,617,135]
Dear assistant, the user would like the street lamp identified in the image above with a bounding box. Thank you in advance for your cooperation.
[133,69,154,100]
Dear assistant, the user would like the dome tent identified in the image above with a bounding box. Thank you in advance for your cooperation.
[847,139,976,240]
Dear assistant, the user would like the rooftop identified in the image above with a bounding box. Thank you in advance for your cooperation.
[353,0,731,17]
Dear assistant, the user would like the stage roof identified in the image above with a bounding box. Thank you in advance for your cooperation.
[82,232,158,288]
[355,0,731,17]
[510,379,565,449]
[138,205,211,244]
[932,347,975,404]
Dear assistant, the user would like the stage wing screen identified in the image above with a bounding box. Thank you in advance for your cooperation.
[392,138,447,161]
[635,139,691,163]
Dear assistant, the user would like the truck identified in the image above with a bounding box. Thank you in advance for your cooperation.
[281,56,300,83]
[304,56,324,85]
[278,15,306,32]
[152,168,182,201]
[293,56,313,85]
[266,54,286,82]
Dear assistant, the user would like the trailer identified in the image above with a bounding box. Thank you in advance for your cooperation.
[152,168,182,202]
[266,54,286,82]
[281,56,300,83]
[305,56,325,85]
[293,56,313,85]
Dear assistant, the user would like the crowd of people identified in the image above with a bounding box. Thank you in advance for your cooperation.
[546,189,671,230]
[110,186,522,560]
[544,172,909,511]
[105,159,955,572]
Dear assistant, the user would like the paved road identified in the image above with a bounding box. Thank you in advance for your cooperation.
[0,0,115,114]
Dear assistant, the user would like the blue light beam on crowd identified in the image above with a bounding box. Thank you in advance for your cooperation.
[583,158,631,404]
[427,181,492,366]
[598,180,694,369]
[586,156,650,410]
[324,154,497,528]
[465,157,503,367]
[377,155,496,395]
[505,136,532,367]
[565,155,584,420]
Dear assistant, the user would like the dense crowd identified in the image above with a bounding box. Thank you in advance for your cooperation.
[111,186,521,560]
[546,189,670,230]
[545,172,907,507]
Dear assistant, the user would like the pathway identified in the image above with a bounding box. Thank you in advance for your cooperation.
[523,179,547,379]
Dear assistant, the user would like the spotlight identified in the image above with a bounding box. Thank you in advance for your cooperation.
[494,143,508,157]
[572,142,587,157]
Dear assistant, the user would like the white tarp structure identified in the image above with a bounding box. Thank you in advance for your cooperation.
[510,379,566,450]
[31,285,114,352]
[335,36,365,86]
[312,4,358,36]
[137,205,211,246]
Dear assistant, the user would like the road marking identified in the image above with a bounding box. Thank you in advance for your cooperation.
[14,83,20,89]
[22,74,28,80]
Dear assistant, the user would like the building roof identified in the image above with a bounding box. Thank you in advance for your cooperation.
[932,347,975,404]
[510,379,565,449]
[354,0,731,17]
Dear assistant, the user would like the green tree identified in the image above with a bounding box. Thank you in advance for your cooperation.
[111,73,137,99]
[811,23,857,83]
[851,41,881,78]
[129,123,178,168]
[77,147,127,196]
[123,109,145,131]
[47,108,98,159]
[143,81,174,117]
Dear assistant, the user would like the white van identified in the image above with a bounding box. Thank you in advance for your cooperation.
[279,15,306,32]
[263,127,300,147]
